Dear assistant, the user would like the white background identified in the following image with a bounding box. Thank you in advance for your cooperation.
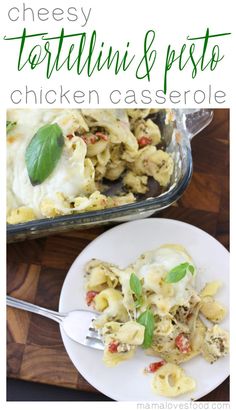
[0,0,235,408]
[0,0,234,108]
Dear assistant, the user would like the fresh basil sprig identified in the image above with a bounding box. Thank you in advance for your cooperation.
[130,273,143,307]
[7,121,17,133]
[137,309,155,348]
[25,123,64,186]
[165,262,195,283]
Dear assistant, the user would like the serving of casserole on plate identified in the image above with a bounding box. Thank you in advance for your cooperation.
[59,218,229,401]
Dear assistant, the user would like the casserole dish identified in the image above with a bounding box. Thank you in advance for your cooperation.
[7,109,213,242]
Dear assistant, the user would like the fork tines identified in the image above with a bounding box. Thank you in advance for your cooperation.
[85,319,104,350]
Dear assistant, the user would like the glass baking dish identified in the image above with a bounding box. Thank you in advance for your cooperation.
[7,109,213,242]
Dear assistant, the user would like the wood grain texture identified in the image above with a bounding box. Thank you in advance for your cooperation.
[7,109,229,401]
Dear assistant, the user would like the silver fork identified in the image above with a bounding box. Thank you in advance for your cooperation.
[7,296,104,350]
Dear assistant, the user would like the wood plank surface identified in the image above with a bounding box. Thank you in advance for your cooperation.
[7,109,230,401]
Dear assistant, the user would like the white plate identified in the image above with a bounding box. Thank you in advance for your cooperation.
[59,218,229,401]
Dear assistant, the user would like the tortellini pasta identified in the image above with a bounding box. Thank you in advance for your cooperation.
[129,147,174,187]
[155,317,175,336]
[115,321,145,345]
[126,108,159,121]
[133,119,161,146]
[7,206,36,224]
[200,296,226,323]
[94,288,122,310]
[200,281,222,297]
[123,171,148,194]
[151,363,196,397]
[102,321,145,345]
[103,344,135,367]
[7,109,174,224]
[199,281,226,323]
[94,288,128,323]
[85,259,119,291]
[84,244,229,398]
[101,321,144,367]
[201,325,229,363]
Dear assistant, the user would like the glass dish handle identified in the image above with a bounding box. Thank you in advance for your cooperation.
[175,109,214,139]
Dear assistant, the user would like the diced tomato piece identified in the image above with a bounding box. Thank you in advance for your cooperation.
[175,333,191,353]
[81,134,98,144]
[95,132,108,141]
[86,291,98,306]
[138,136,152,148]
[145,360,166,373]
[108,340,119,353]
[89,135,98,144]
[67,134,74,140]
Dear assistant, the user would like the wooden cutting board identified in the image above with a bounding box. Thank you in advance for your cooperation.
[7,109,230,400]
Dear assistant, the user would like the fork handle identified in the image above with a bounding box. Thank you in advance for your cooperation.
[7,296,65,324]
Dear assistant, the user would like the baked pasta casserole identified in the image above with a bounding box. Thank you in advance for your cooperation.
[7,109,174,224]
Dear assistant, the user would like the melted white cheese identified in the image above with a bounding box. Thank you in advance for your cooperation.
[7,109,93,217]
[133,244,196,313]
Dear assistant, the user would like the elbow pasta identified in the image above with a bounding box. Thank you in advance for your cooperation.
[84,244,229,398]
[7,109,174,224]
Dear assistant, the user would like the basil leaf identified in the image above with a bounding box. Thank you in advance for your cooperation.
[137,309,155,348]
[25,123,64,186]
[165,262,195,283]
[188,265,195,275]
[130,273,142,301]
[135,299,142,308]
[7,121,17,133]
